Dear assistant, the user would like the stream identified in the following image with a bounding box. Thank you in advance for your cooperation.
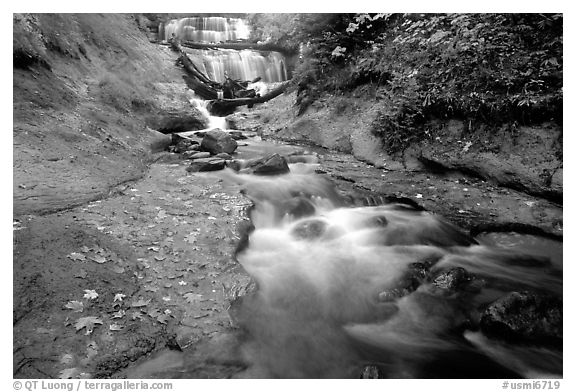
[124,105,562,379]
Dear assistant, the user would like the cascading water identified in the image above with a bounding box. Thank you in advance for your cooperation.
[190,97,226,131]
[214,160,562,379]
[185,48,287,83]
[161,17,250,43]
[162,16,288,83]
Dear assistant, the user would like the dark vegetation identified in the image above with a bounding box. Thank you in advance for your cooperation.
[246,13,563,154]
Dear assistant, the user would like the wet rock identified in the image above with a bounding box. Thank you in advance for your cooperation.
[215,152,233,160]
[186,158,226,173]
[480,291,562,346]
[228,130,248,140]
[431,267,474,292]
[226,160,242,171]
[171,135,199,154]
[183,151,210,160]
[378,262,433,301]
[284,196,316,219]
[359,365,385,379]
[244,153,290,176]
[291,219,328,240]
[200,129,238,155]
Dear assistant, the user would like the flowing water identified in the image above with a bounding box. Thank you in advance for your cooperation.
[162,16,288,83]
[142,18,562,377]
[216,160,562,378]
[161,17,250,43]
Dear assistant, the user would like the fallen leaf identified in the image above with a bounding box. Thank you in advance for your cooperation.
[75,269,87,279]
[148,246,160,252]
[183,293,203,304]
[68,252,86,262]
[109,323,123,331]
[415,194,423,199]
[112,266,125,274]
[162,296,171,302]
[83,290,98,300]
[58,368,79,379]
[60,354,74,365]
[91,255,107,264]
[130,299,151,308]
[178,281,187,286]
[111,310,125,319]
[81,246,91,253]
[156,314,170,324]
[75,316,103,335]
[154,255,166,261]
[113,293,126,303]
[65,301,84,313]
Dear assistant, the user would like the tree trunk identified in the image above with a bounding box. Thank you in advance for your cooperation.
[207,81,291,116]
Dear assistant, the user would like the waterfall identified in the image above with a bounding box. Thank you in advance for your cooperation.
[161,16,288,83]
[162,17,250,43]
[185,48,287,83]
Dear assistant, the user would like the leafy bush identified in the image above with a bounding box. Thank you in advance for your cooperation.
[250,13,562,130]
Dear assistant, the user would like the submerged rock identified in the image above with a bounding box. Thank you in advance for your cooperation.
[186,158,226,173]
[480,291,562,346]
[200,129,238,155]
[431,267,474,292]
[290,219,328,240]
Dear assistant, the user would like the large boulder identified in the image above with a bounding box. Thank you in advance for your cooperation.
[200,129,238,155]
[149,109,209,134]
[243,153,290,176]
[480,291,562,345]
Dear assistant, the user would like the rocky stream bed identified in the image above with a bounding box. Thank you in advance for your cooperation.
[13,126,562,379]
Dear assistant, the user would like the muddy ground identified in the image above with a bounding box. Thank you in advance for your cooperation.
[13,133,562,379]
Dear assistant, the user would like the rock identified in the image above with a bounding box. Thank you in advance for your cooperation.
[183,151,210,160]
[290,219,327,240]
[228,130,248,140]
[148,129,172,153]
[480,291,562,345]
[186,158,226,173]
[378,261,433,301]
[225,160,242,171]
[150,109,209,134]
[431,267,474,292]
[244,153,290,176]
[214,152,233,160]
[200,129,238,155]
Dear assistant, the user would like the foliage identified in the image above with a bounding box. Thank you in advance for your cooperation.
[249,13,562,153]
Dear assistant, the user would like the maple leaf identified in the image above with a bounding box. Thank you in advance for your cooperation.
[111,309,126,319]
[64,301,84,313]
[178,281,187,286]
[83,290,98,300]
[113,293,126,302]
[156,314,170,324]
[68,252,86,262]
[91,255,107,264]
[130,299,151,308]
[75,316,103,335]
[58,367,80,379]
[183,293,203,304]
[109,323,123,331]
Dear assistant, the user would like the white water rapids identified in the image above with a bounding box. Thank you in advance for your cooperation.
[214,160,562,378]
